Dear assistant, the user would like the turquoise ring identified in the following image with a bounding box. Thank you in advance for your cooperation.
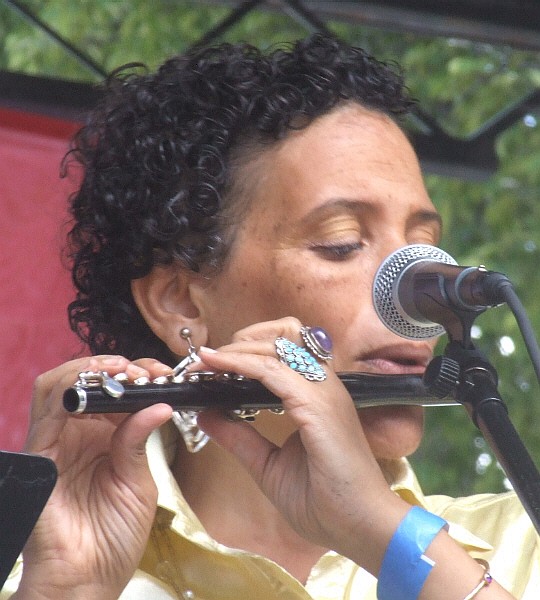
[275,337,327,381]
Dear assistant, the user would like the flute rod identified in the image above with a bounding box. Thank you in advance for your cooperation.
[63,372,457,414]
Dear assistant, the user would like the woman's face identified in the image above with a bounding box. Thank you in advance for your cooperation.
[192,103,442,459]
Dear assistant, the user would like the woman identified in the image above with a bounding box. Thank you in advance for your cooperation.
[4,35,535,599]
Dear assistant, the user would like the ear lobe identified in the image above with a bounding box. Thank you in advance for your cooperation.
[131,265,208,356]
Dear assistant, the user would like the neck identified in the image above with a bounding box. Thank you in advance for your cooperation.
[172,415,327,583]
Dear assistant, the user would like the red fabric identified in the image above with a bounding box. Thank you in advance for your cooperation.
[0,108,84,450]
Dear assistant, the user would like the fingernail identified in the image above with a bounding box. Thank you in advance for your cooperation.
[199,346,218,353]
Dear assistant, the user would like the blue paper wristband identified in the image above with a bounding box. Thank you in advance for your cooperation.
[377,506,447,600]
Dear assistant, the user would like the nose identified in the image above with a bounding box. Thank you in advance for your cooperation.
[378,230,411,265]
[358,232,411,298]
[366,237,409,299]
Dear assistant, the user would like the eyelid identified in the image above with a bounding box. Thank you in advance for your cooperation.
[309,240,364,259]
[407,217,442,246]
[408,231,440,246]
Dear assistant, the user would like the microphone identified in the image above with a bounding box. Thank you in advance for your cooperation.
[372,244,510,340]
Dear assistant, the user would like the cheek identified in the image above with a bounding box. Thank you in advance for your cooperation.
[274,266,356,318]
[204,262,295,341]
[358,406,424,459]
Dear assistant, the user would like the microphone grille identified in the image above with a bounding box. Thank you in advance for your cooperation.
[373,244,457,340]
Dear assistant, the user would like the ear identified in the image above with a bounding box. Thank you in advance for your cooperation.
[131,265,208,356]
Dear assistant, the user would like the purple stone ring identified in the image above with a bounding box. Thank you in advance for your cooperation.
[300,326,333,361]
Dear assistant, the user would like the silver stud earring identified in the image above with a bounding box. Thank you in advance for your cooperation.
[170,328,210,453]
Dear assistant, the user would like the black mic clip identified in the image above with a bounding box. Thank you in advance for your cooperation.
[410,265,512,345]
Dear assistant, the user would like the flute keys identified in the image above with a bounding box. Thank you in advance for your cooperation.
[102,373,126,398]
[76,370,126,398]
[76,371,103,387]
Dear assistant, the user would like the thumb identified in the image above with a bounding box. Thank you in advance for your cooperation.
[110,404,173,484]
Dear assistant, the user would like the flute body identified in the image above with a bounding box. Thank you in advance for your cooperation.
[63,372,457,414]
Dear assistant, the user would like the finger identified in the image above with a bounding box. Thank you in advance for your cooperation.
[196,348,364,453]
[30,356,108,420]
[224,319,335,372]
[25,357,119,452]
[30,355,143,420]
[197,410,277,487]
[132,358,173,378]
[231,316,303,344]
[26,356,156,453]
[197,348,328,414]
[183,340,278,376]
[206,339,276,357]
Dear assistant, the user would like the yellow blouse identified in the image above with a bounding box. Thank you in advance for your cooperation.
[3,427,539,599]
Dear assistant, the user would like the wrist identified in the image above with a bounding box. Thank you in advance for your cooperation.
[334,493,412,575]
[377,506,448,600]
[14,570,125,600]
[13,584,121,600]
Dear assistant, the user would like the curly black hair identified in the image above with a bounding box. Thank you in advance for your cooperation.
[66,33,413,363]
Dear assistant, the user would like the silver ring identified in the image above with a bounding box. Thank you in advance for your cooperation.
[275,337,327,381]
[300,326,333,361]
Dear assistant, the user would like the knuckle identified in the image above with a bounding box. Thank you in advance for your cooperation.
[133,357,159,366]
[232,316,303,343]
[282,316,302,329]
[261,354,284,373]
[32,372,47,392]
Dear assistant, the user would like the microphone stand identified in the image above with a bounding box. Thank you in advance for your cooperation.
[427,303,540,535]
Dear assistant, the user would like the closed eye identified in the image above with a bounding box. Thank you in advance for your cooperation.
[310,241,364,260]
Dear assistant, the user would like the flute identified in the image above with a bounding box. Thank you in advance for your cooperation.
[63,371,458,415]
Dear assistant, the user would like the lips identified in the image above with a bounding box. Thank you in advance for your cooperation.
[357,343,433,375]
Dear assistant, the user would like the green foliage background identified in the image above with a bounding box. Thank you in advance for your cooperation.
[2,0,540,497]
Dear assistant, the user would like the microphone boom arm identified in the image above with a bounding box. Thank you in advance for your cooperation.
[443,340,540,535]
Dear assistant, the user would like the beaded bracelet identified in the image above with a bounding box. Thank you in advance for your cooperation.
[463,559,493,600]
[377,506,448,600]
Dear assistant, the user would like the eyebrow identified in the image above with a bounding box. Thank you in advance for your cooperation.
[407,209,444,241]
[298,198,443,238]
[296,198,373,227]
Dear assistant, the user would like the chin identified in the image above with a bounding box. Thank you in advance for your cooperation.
[359,405,424,459]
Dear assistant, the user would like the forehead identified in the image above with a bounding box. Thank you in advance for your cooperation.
[274,104,418,183]
[236,103,437,231]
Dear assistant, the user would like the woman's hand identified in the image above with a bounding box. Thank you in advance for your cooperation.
[195,317,516,599]
[195,317,408,574]
[14,356,173,600]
